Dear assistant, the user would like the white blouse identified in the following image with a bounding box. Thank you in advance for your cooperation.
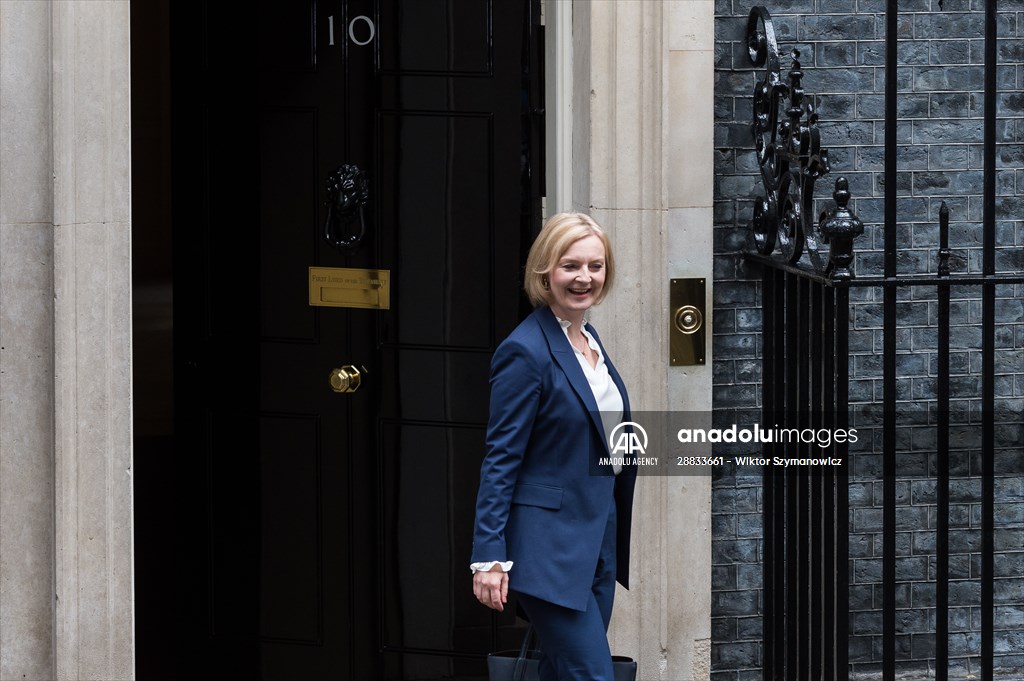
[557,318,625,473]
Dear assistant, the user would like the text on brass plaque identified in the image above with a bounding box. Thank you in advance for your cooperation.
[308,267,390,309]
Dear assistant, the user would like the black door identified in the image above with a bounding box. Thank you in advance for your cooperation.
[171,1,542,678]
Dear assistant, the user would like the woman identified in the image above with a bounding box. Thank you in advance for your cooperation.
[471,213,636,681]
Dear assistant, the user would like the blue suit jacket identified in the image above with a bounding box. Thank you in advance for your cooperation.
[471,306,637,612]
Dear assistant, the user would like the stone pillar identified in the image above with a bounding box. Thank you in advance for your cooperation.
[52,2,134,679]
[0,2,57,678]
[573,1,714,679]
[0,1,134,678]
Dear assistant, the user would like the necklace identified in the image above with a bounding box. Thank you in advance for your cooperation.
[570,333,590,354]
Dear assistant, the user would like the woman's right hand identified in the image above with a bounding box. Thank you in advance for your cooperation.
[472,564,509,611]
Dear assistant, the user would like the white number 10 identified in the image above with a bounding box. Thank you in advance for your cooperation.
[328,15,376,47]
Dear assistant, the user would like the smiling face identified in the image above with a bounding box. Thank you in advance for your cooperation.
[546,234,607,323]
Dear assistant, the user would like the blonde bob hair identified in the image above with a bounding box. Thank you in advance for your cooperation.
[523,212,615,308]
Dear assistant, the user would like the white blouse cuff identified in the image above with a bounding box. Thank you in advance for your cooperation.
[470,560,514,574]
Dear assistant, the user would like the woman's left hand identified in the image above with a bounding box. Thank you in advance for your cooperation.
[472,565,509,611]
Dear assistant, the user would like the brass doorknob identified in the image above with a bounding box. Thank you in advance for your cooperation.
[329,365,366,393]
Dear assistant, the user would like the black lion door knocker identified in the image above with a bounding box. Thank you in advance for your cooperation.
[324,163,369,250]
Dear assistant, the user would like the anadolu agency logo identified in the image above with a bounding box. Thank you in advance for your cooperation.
[608,421,648,456]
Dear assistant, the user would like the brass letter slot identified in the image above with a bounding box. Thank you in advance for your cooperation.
[670,278,706,366]
[308,267,391,309]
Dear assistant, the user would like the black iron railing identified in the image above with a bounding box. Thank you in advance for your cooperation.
[747,1,1019,679]
[746,8,856,680]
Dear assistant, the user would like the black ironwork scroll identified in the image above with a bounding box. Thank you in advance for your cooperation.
[746,6,862,279]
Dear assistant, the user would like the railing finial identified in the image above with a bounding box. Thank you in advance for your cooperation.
[817,178,864,282]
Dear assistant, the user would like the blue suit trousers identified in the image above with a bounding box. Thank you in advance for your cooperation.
[515,504,618,681]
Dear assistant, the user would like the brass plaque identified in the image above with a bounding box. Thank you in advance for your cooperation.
[669,278,706,366]
[308,267,390,309]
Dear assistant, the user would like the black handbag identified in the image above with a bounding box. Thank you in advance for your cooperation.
[486,626,637,681]
[486,625,540,681]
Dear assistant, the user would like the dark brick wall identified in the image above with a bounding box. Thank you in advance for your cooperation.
[712,0,1024,679]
